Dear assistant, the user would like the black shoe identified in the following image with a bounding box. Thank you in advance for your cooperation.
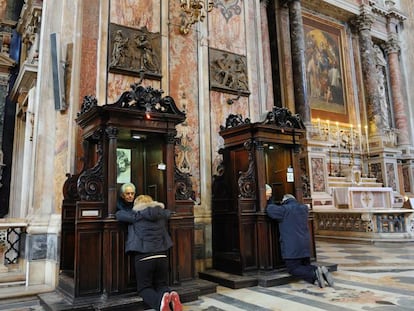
[321,266,334,287]
[315,266,325,288]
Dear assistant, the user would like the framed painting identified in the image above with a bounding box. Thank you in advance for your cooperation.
[303,14,351,123]
[116,148,131,184]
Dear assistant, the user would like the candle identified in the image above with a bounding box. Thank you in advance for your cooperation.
[336,122,340,147]
[364,125,370,154]
[358,124,362,153]
[350,124,354,153]
[327,120,330,140]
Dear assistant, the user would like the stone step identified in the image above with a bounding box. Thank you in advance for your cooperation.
[0,271,26,288]
[39,278,217,311]
[199,262,338,289]
[0,296,43,311]
[0,284,53,301]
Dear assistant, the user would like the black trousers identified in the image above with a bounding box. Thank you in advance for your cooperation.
[134,255,170,310]
[284,257,317,284]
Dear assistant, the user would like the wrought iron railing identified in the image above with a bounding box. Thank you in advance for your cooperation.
[0,220,27,266]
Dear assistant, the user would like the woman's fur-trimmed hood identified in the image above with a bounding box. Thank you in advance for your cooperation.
[133,200,165,211]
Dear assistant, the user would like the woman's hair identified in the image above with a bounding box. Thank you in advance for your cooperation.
[120,182,136,194]
[134,194,153,204]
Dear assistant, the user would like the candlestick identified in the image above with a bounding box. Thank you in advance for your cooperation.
[365,124,371,177]
[364,125,370,154]
[336,121,340,148]
[327,120,330,141]
[358,124,364,175]
[350,124,354,154]
[329,145,332,176]
[317,118,321,135]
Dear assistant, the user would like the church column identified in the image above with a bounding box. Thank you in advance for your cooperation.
[384,36,410,146]
[352,7,380,136]
[285,0,310,123]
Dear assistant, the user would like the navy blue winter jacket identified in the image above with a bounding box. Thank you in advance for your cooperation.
[266,198,311,259]
[116,200,173,254]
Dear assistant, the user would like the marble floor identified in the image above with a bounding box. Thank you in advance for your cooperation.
[183,240,414,311]
[1,239,414,311]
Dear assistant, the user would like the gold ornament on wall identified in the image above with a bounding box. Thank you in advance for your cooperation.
[179,0,214,35]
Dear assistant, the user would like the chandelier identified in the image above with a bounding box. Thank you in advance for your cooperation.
[179,0,214,35]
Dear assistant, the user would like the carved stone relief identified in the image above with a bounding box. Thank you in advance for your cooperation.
[209,48,249,95]
[108,24,161,79]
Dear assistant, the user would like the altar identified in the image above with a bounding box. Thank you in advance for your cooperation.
[332,187,394,209]
[313,179,414,241]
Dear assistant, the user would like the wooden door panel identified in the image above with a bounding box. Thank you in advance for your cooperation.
[265,146,294,202]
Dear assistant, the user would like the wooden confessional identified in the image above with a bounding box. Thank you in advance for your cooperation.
[211,108,315,275]
[59,84,196,303]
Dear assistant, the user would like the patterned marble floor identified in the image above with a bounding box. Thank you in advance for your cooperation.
[183,240,414,311]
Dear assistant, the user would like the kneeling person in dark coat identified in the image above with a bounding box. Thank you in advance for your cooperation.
[116,192,183,311]
[266,194,334,288]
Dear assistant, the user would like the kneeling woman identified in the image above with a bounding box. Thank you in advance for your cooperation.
[116,193,183,311]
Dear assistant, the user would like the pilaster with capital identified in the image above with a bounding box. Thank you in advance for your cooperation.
[384,36,410,146]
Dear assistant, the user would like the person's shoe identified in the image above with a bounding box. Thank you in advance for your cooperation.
[170,291,183,311]
[160,292,171,311]
[315,266,325,288]
[321,266,334,287]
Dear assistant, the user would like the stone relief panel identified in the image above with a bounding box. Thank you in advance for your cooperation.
[385,162,396,191]
[317,213,371,232]
[108,23,161,79]
[28,234,47,260]
[311,157,326,193]
[209,48,249,95]
[370,162,383,185]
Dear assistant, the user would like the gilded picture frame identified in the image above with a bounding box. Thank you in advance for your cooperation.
[303,14,351,123]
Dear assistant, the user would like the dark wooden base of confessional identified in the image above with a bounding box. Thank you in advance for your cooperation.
[199,262,337,289]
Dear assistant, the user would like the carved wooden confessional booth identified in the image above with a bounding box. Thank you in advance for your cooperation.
[211,108,315,275]
[59,84,196,303]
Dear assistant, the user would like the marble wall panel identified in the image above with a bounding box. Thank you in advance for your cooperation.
[110,0,160,32]
[208,0,245,55]
[108,0,161,99]
[79,0,99,107]
[167,2,201,199]
[260,3,274,111]
[311,157,326,192]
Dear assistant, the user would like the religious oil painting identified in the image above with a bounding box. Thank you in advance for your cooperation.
[303,15,348,121]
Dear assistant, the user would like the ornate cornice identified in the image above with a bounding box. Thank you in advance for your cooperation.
[353,5,375,32]
[370,1,407,22]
